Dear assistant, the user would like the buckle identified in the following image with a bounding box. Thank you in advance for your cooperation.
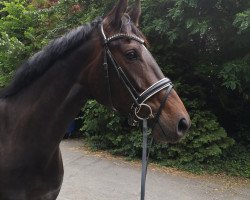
[135,104,154,120]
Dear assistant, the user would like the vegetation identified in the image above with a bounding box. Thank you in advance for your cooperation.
[82,100,249,178]
[0,0,249,178]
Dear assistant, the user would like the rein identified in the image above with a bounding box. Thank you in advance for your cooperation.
[100,22,173,200]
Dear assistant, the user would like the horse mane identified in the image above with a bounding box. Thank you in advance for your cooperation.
[0,18,102,99]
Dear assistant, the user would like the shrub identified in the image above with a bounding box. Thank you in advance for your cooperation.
[81,100,143,158]
[81,100,235,165]
[0,32,25,86]
[0,0,47,87]
[163,109,235,165]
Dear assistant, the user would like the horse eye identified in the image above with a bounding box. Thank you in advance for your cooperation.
[125,50,138,61]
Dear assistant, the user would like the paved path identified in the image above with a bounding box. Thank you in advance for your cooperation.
[57,139,250,200]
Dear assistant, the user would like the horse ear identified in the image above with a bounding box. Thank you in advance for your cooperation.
[105,0,128,28]
[128,0,141,27]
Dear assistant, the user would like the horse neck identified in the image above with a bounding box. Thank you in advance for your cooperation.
[5,31,102,146]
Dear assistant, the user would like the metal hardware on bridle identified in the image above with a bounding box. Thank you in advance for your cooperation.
[132,77,173,122]
[134,103,153,120]
[100,21,173,200]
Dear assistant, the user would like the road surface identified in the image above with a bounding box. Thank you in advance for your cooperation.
[57,139,250,200]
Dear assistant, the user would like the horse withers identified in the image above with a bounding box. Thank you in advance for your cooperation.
[0,0,190,199]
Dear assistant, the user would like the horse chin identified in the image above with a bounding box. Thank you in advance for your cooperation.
[152,123,184,144]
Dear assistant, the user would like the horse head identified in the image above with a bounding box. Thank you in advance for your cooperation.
[86,0,191,143]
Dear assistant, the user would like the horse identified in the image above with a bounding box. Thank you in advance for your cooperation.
[0,0,190,199]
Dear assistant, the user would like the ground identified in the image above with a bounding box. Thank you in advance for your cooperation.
[57,139,250,200]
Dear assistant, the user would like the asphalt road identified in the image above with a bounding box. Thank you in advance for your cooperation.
[57,139,250,200]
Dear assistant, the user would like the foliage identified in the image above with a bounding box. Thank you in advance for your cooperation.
[0,0,106,87]
[0,0,249,177]
[217,145,250,178]
[162,144,250,178]
[80,100,250,178]
[141,0,250,144]
[0,0,51,86]
[81,100,143,157]
[165,107,235,164]
[81,101,235,166]
[0,32,25,86]
[218,59,250,97]
[234,9,250,33]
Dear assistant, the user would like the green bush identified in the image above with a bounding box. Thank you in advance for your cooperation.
[0,0,48,87]
[79,100,250,178]
[81,100,235,164]
[81,100,143,158]
[217,145,250,178]
[0,0,104,87]
[0,32,25,86]
[163,108,235,164]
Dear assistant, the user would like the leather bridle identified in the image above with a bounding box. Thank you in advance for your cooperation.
[100,21,173,200]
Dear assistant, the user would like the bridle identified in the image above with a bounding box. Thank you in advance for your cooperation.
[100,22,173,121]
[100,21,173,200]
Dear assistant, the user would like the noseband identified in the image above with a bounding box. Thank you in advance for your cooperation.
[100,22,173,200]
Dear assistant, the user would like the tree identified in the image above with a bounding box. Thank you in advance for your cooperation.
[141,0,250,141]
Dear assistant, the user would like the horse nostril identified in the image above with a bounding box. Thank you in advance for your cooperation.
[177,118,190,135]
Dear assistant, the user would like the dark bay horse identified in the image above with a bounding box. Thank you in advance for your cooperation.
[0,0,190,199]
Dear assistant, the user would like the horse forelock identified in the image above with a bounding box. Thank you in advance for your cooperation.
[0,18,102,99]
[104,13,148,46]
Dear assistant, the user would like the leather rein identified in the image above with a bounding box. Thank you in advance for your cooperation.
[100,22,173,200]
